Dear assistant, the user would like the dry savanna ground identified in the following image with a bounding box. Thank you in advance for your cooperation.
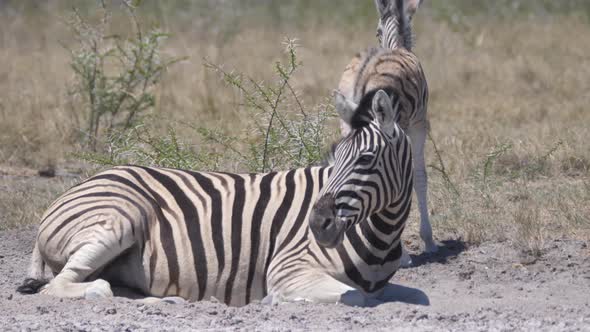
[0,1,589,330]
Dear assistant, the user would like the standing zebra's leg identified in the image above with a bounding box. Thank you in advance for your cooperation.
[400,244,413,267]
[408,125,437,253]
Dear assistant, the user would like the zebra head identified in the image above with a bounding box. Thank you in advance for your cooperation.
[374,0,422,50]
[310,89,404,248]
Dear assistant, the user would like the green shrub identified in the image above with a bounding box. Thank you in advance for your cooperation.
[66,0,181,151]
[80,38,337,173]
[201,38,336,172]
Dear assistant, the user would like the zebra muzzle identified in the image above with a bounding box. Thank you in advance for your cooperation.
[309,194,347,248]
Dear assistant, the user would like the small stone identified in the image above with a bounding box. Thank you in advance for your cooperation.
[36,306,49,315]
[106,308,117,315]
[7,294,13,300]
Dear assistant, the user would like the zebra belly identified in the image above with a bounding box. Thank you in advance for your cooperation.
[144,264,267,306]
[141,241,268,306]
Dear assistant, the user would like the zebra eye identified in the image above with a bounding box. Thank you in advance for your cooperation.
[357,154,374,165]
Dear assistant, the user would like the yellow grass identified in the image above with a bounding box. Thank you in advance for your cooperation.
[0,2,588,250]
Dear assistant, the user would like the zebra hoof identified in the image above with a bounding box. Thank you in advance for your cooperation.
[400,252,413,268]
[400,259,413,268]
[424,241,438,253]
[261,294,274,305]
[261,293,283,305]
[84,279,113,299]
[38,284,50,295]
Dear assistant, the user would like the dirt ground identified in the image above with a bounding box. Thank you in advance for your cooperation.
[1,226,589,331]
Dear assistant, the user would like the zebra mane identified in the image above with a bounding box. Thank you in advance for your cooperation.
[320,140,340,167]
[396,0,414,50]
[322,87,397,166]
[350,87,397,129]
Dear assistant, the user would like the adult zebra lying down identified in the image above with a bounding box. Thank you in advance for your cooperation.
[17,89,413,306]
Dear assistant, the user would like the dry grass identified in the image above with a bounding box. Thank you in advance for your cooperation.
[0,1,589,252]
[0,173,79,231]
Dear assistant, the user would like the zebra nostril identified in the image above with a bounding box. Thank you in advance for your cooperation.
[321,218,332,230]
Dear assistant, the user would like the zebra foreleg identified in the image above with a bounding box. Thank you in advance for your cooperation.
[266,274,369,307]
[134,296,187,305]
[102,286,187,304]
[407,125,437,253]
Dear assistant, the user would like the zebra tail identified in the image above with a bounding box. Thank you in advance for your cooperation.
[17,240,49,295]
[16,278,49,295]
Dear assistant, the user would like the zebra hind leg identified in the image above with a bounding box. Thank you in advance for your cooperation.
[408,125,438,253]
[40,230,135,299]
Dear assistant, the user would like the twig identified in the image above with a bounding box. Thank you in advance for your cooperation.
[427,131,460,197]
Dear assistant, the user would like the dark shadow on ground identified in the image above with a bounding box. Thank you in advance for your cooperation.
[373,283,429,307]
[408,239,468,268]
[341,283,430,308]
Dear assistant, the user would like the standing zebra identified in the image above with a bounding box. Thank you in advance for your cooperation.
[18,89,414,306]
[338,0,436,261]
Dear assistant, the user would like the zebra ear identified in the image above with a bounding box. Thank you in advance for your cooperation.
[405,0,422,19]
[334,90,358,128]
[374,0,392,16]
[371,90,396,132]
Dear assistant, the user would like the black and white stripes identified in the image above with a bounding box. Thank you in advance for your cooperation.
[19,90,413,306]
[375,0,422,51]
[337,0,436,260]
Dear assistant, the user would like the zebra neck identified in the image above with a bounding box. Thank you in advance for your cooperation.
[369,191,411,237]
[381,14,413,50]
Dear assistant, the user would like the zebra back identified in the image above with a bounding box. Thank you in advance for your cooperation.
[338,47,429,132]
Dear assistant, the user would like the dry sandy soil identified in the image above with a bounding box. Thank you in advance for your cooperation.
[1,225,589,331]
